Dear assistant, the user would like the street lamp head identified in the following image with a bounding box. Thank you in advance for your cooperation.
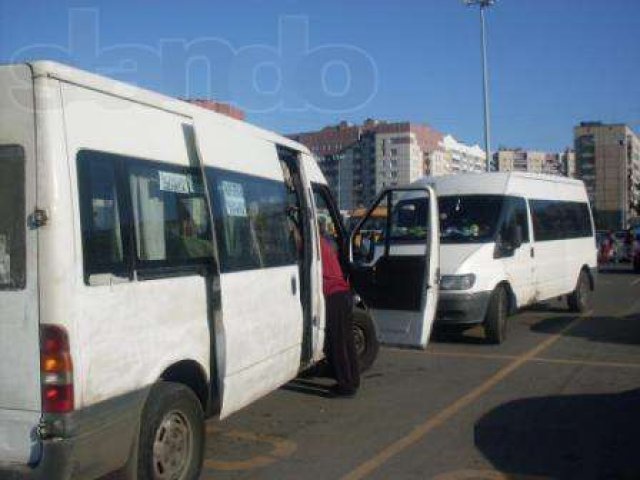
[463,0,496,7]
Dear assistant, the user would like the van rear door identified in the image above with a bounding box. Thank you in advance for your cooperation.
[349,187,439,349]
[0,65,42,465]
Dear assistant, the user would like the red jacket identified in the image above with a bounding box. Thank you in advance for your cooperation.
[320,236,350,296]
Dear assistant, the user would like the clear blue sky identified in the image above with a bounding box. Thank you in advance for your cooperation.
[1,0,639,151]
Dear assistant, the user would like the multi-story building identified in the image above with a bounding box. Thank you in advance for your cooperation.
[495,148,572,177]
[574,122,640,230]
[560,149,576,178]
[289,120,442,210]
[426,135,486,176]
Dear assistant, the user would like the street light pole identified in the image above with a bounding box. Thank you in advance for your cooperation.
[465,0,495,172]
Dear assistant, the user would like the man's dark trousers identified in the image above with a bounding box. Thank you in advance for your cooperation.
[325,291,360,393]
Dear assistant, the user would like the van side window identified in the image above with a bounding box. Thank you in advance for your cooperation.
[78,150,215,284]
[77,151,127,281]
[312,186,343,247]
[128,163,213,266]
[502,197,530,243]
[207,168,298,273]
[530,200,593,241]
[0,145,26,290]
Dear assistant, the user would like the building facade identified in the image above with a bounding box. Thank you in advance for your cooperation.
[289,120,442,210]
[494,148,574,177]
[574,122,640,230]
[185,99,245,120]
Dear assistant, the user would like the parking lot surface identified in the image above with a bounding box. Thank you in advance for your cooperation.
[198,268,640,480]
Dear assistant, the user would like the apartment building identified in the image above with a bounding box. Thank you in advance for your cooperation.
[574,122,640,230]
[289,120,442,210]
[561,149,577,178]
[495,148,572,177]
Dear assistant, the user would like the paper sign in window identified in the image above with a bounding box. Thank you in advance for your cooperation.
[158,171,194,194]
[220,181,247,217]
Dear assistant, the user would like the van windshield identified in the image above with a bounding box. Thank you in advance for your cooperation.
[0,145,25,290]
[438,195,504,244]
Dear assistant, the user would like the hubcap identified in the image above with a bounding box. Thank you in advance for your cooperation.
[353,324,366,357]
[152,411,192,480]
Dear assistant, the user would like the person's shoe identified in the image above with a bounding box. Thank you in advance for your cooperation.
[329,384,358,398]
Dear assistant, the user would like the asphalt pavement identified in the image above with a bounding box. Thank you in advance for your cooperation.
[200,267,640,480]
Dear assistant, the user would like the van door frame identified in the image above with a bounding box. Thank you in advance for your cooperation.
[276,145,315,368]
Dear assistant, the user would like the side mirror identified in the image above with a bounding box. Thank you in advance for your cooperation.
[353,232,373,262]
[495,223,522,259]
[510,224,523,249]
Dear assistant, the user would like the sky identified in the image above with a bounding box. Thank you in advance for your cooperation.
[1,0,639,151]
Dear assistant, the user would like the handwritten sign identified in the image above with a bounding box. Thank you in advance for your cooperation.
[220,181,247,217]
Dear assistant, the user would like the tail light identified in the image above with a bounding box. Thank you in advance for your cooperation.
[40,325,74,413]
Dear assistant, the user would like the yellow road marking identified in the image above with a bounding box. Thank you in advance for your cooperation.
[425,350,640,369]
[203,425,297,472]
[425,351,519,361]
[532,357,640,369]
[341,314,589,480]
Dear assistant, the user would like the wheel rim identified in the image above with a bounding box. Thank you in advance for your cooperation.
[152,410,193,480]
[353,324,366,357]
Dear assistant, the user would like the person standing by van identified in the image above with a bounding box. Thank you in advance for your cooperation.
[319,225,360,397]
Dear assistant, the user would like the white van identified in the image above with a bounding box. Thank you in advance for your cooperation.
[0,61,440,479]
[416,173,597,343]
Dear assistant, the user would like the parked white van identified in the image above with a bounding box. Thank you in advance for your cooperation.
[0,61,439,479]
[417,173,597,344]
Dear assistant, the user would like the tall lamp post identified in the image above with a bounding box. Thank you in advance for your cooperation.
[464,0,495,172]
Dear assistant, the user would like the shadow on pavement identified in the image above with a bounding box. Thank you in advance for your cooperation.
[530,313,640,347]
[281,378,335,399]
[431,326,490,345]
[475,388,640,479]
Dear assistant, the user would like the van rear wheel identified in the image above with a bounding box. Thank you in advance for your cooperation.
[568,270,591,313]
[137,382,204,480]
[484,286,508,344]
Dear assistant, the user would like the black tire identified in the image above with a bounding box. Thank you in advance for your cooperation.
[568,270,591,313]
[352,308,379,373]
[137,382,204,480]
[484,285,509,344]
[634,259,640,273]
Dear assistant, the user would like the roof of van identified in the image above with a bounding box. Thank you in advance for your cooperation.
[412,172,587,199]
[25,60,311,156]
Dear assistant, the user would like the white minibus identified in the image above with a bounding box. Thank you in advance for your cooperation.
[417,173,597,343]
[0,61,439,479]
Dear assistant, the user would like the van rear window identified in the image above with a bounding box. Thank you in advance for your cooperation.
[0,145,26,290]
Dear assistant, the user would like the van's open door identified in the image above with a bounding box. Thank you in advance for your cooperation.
[349,187,439,349]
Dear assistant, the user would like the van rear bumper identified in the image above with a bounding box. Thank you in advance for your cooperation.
[436,291,492,326]
[0,389,147,480]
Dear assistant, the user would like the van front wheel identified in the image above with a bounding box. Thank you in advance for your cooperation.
[137,382,204,480]
[484,286,508,344]
[568,271,591,313]
[352,308,379,373]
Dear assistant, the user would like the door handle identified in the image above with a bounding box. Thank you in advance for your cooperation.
[291,276,297,295]
[530,247,535,258]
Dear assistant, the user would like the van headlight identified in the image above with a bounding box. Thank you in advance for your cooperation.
[440,274,476,291]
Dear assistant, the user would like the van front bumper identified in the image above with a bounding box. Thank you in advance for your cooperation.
[436,291,492,326]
